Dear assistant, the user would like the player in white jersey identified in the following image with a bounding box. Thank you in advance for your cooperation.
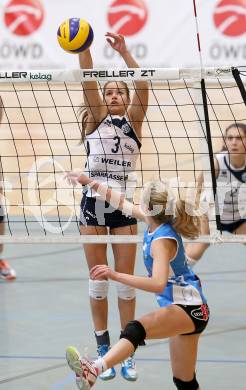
[75,32,149,381]
[65,174,209,390]
[186,122,246,267]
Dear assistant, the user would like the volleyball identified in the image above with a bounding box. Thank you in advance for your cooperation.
[57,18,94,53]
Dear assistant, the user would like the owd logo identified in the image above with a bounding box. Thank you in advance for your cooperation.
[4,0,44,36]
[213,0,246,37]
[107,0,148,36]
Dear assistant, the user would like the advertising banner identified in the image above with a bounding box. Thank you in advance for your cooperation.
[0,0,245,70]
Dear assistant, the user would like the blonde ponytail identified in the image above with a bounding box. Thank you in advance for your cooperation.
[173,200,200,239]
[145,181,200,239]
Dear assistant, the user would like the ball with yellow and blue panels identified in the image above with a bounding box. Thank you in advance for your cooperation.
[57,18,94,53]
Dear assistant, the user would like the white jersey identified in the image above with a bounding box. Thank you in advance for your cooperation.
[216,151,246,223]
[84,115,141,197]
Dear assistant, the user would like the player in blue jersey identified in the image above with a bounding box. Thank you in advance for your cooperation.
[65,172,209,390]
[186,122,246,267]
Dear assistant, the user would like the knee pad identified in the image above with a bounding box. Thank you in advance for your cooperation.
[173,375,199,390]
[89,279,109,300]
[116,282,136,300]
[120,320,146,350]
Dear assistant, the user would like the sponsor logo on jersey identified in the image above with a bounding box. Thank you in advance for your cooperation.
[93,156,132,167]
[104,119,112,127]
[122,123,132,134]
[90,171,128,182]
[124,143,134,153]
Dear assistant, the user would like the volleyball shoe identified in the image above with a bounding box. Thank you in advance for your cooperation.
[66,346,98,390]
[0,259,16,281]
[120,354,138,381]
[97,344,116,380]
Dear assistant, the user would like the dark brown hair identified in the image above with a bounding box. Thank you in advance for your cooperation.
[221,122,246,151]
[78,81,130,144]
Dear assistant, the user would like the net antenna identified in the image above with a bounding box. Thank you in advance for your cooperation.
[193,0,203,71]
[192,0,221,235]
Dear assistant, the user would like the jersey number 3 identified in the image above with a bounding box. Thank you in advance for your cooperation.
[111,136,120,153]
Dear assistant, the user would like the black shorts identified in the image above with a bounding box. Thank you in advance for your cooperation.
[218,220,246,233]
[79,194,137,228]
[0,206,4,222]
[176,303,210,335]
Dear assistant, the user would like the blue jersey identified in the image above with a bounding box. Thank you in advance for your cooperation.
[143,223,207,307]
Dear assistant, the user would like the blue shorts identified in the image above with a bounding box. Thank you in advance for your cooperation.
[79,194,137,228]
[219,219,246,233]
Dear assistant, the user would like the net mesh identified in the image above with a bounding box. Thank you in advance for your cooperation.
[0,66,245,243]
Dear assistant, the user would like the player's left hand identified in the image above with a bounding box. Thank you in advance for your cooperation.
[64,171,81,186]
[90,264,117,281]
[105,32,127,55]
[64,171,89,186]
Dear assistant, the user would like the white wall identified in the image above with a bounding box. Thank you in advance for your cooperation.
[0,0,245,70]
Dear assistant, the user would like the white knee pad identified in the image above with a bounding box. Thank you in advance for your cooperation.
[89,279,109,300]
[116,282,136,300]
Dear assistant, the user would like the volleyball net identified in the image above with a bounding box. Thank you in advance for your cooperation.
[0,66,245,243]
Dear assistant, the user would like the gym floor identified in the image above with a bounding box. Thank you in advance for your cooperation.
[1,223,246,390]
[0,76,245,389]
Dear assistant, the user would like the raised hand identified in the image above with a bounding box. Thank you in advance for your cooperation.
[105,32,127,55]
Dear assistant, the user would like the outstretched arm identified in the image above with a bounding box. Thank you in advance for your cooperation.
[106,32,149,136]
[90,238,172,293]
[78,49,104,122]
[185,157,220,264]
[65,171,145,221]
[195,157,219,209]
